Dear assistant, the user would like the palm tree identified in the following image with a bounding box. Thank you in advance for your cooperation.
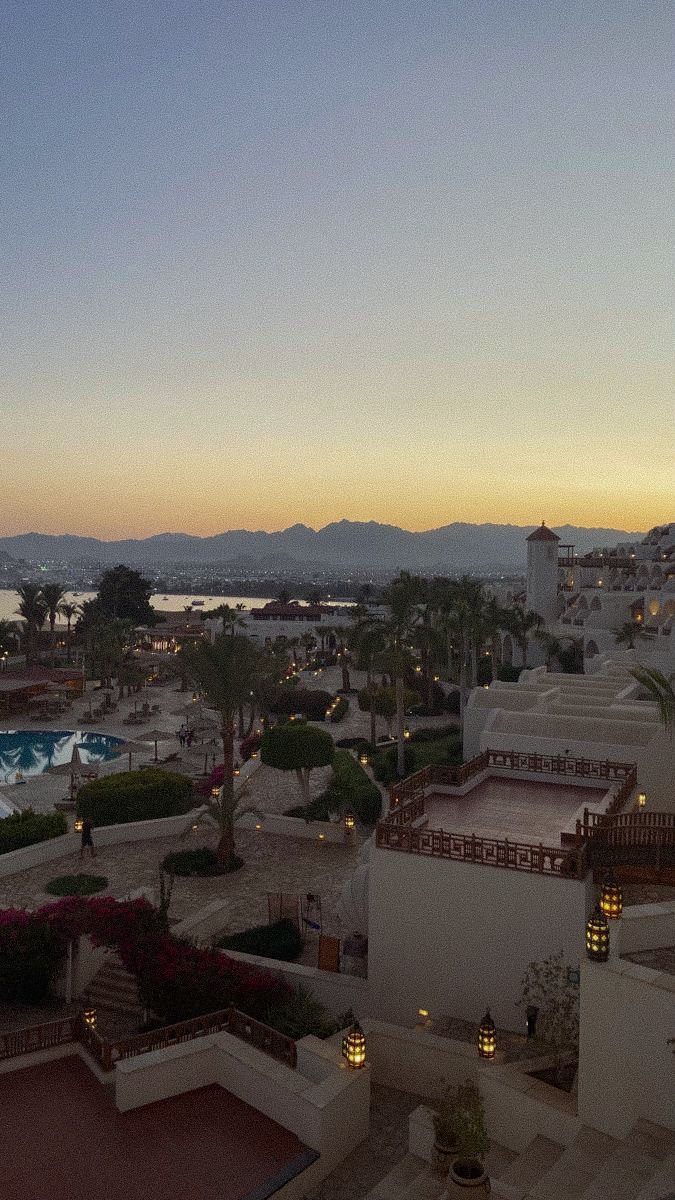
[378,573,421,777]
[58,602,79,664]
[502,606,544,669]
[202,604,247,637]
[350,618,387,748]
[15,584,47,665]
[41,583,67,667]
[630,667,675,734]
[434,577,485,727]
[186,634,261,868]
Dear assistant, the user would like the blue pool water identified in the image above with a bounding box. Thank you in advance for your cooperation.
[0,730,123,784]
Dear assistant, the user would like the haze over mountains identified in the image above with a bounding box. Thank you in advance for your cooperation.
[0,522,646,574]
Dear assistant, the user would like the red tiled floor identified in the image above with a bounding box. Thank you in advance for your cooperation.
[425,777,605,845]
[0,1055,311,1200]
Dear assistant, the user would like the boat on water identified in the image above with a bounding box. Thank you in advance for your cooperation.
[191,599,205,607]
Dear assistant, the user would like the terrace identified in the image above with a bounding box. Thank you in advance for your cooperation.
[377,750,637,877]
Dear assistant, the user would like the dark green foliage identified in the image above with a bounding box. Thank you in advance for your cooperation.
[77,769,193,826]
[92,564,157,625]
[0,920,65,1004]
[217,918,303,962]
[262,985,338,1039]
[266,686,333,720]
[261,724,335,772]
[497,665,522,682]
[0,810,67,855]
[161,847,220,876]
[372,744,416,785]
[320,751,382,825]
[373,733,462,784]
[329,696,349,723]
[408,725,459,743]
[44,874,108,896]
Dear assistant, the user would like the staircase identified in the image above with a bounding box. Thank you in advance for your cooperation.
[83,954,143,1020]
[362,1121,675,1200]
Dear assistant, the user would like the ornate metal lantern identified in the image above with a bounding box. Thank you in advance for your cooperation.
[344,809,355,831]
[600,873,623,920]
[233,763,241,776]
[342,1021,367,1069]
[74,818,84,832]
[403,726,411,740]
[586,904,610,961]
[638,792,647,809]
[83,1007,97,1029]
[211,786,220,797]
[358,751,369,766]
[477,1009,496,1059]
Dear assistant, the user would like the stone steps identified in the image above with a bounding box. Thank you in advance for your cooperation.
[83,955,142,1017]
[491,1135,566,1199]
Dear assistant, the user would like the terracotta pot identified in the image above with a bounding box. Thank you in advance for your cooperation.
[446,1160,490,1195]
[433,1139,459,1176]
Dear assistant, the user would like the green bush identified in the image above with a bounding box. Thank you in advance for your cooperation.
[216,918,303,962]
[321,751,382,825]
[161,846,219,876]
[77,769,193,826]
[0,920,65,1004]
[409,725,459,743]
[266,686,333,720]
[262,984,337,1039]
[44,874,108,896]
[0,809,67,855]
[372,734,462,784]
[329,696,349,723]
[261,724,334,772]
[372,744,416,785]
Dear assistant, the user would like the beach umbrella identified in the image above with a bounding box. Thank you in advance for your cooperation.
[137,729,174,762]
[69,744,83,800]
[116,739,147,771]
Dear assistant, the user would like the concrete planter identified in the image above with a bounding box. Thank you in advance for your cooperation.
[446,1161,490,1195]
[433,1139,458,1176]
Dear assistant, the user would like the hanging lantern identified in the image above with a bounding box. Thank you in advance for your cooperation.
[74,818,84,832]
[344,809,355,831]
[358,751,369,766]
[600,873,623,920]
[403,726,411,740]
[478,1009,496,1059]
[83,1007,97,1030]
[586,904,610,962]
[342,1021,367,1069]
[638,792,647,809]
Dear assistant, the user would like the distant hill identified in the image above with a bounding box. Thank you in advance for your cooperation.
[0,522,648,574]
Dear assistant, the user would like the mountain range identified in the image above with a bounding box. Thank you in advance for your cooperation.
[0,522,646,574]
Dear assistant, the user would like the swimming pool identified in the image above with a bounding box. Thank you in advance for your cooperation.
[0,730,123,784]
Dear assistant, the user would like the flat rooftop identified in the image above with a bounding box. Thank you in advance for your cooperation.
[1,1055,314,1200]
[425,777,605,846]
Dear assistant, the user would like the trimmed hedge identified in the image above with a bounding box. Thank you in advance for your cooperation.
[261,724,334,772]
[373,733,462,785]
[372,744,416,786]
[76,769,193,826]
[0,810,67,855]
[45,874,108,896]
[161,847,219,876]
[266,686,333,720]
[288,751,382,826]
[329,696,349,723]
[216,918,303,962]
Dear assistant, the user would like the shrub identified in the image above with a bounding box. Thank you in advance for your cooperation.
[262,985,337,1040]
[266,686,333,721]
[329,696,349,723]
[261,725,334,808]
[216,918,303,962]
[0,913,65,1004]
[239,731,262,761]
[409,725,459,743]
[161,847,219,876]
[76,769,193,826]
[0,809,67,855]
[372,734,462,784]
[44,874,108,897]
[372,744,416,785]
[320,751,382,826]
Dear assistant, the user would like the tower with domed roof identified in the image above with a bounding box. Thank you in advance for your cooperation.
[526,522,560,624]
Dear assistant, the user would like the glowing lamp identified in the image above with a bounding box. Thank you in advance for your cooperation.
[586,905,610,962]
[83,1007,97,1030]
[74,818,84,832]
[255,822,262,831]
[318,832,326,841]
[211,786,220,797]
[233,763,241,777]
[191,692,198,701]
[325,710,332,720]
[478,1009,496,1059]
[403,726,411,740]
[250,750,258,760]
[416,1008,433,1031]
[414,664,422,674]
[344,809,355,830]
[638,792,647,809]
[600,873,623,920]
[342,1021,366,1069]
[358,752,369,766]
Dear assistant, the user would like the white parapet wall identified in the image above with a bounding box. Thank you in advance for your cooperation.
[216,946,372,1019]
[577,903,675,1137]
[115,1028,370,1179]
[368,845,594,1031]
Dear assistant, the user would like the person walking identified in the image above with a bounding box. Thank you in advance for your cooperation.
[80,816,97,860]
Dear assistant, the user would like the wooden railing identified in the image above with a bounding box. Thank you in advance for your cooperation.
[376,822,583,877]
[0,1017,77,1062]
[0,1007,297,1073]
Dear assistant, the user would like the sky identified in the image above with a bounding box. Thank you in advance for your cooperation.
[1,0,672,538]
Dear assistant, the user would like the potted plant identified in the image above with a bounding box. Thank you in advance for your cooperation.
[432,1084,460,1175]
[446,1082,490,1195]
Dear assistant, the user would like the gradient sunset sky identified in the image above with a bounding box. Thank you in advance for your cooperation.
[2,1,672,538]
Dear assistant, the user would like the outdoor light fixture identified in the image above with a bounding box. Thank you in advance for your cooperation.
[586,905,610,962]
[83,1007,97,1030]
[638,792,647,809]
[233,764,241,776]
[255,822,262,831]
[74,818,84,832]
[342,1021,367,1069]
[414,664,422,674]
[416,1008,433,1031]
[211,786,220,797]
[191,692,198,702]
[358,752,369,766]
[318,832,326,841]
[403,726,411,740]
[344,809,355,830]
[250,750,258,760]
[600,873,623,920]
[477,1009,496,1059]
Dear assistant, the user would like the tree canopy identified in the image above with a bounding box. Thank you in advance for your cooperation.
[84,565,158,626]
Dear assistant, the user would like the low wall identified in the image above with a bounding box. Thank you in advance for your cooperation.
[218,947,371,1019]
[0,807,206,879]
[115,1029,370,1169]
[237,811,347,844]
[617,901,675,956]
[350,1017,482,1101]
